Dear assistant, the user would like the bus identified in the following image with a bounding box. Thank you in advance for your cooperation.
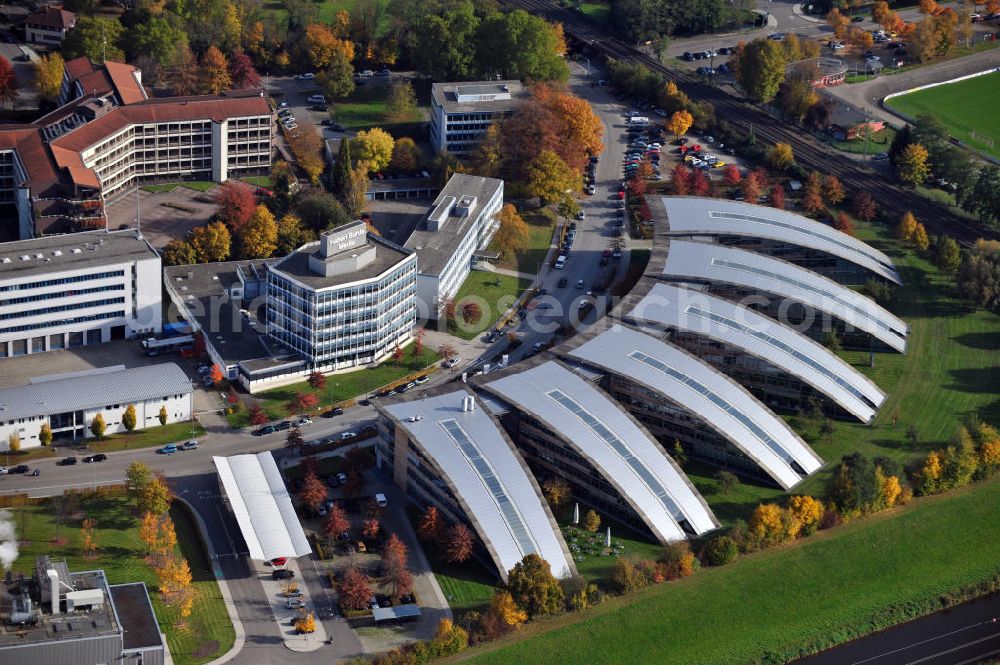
[141,335,195,356]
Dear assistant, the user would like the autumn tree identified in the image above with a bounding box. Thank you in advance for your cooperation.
[852,191,877,221]
[122,404,137,433]
[767,142,795,171]
[210,365,224,386]
[299,471,327,512]
[418,506,446,545]
[307,372,326,391]
[157,555,195,620]
[238,205,278,259]
[786,495,825,537]
[833,211,854,235]
[34,53,64,103]
[323,502,350,538]
[691,169,711,197]
[317,49,355,100]
[672,164,692,195]
[542,478,571,508]
[305,23,354,70]
[7,432,19,453]
[39,422,52,446]
[388,136,421,173]
[582,509,601,532]
[351,128,395,173]
[896,211,918,243]
[228,52,260,89]
[490,590,527,629]
[770,185,786,209]
[722,165,742,187]
[190,223,231,262]
[338,566,371,610]
[294,612,316,634]
[492,204,530,258]
[288,392,319,414]
[285,121,325,184]
[90,413,106,438]
[387,80,417,122]
[445,523,474,563]
[666,110,693,139]
[747,503,791,550]
[344,160,370,218]
[507,553,564,617]
[199,46,231,94]
[913,222,930,251]
[381,533,413,599]
[826,8,851,39]
[802,172,826,215]
[737,38,788,103]
[933,235,962,272]
[740,172,763,203]
[897,143,930,186]
[777,71,818,124]
[362,518,380,540]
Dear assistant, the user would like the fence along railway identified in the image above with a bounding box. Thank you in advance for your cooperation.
[504,0,999,245]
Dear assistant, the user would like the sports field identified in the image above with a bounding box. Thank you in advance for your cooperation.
[888,71,1000,157]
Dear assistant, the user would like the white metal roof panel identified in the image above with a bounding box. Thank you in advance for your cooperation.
[384,390,573,579]
[213,453,312,561]
[661,240,908,353]
[568,324,823,490]
[483,361,718,541]
[628,282,885,422]
[661,197,902,284]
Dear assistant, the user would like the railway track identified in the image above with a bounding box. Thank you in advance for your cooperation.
[504,0,999,245]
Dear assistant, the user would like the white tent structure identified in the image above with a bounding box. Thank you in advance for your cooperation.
[213,452,312,561]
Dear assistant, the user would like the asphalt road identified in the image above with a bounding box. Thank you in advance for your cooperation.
[794,592,1000,665]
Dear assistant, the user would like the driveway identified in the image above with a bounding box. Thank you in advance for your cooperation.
[105,186,218,248]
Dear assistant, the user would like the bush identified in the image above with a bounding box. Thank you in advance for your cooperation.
[700,536,739,567]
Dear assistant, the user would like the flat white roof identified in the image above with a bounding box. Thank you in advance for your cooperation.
[213,453,312,561]
[383,390,574,579]
[567,324,823,490]
[661,197,902,284]
[482,361,718,542]
[627,282,885,422]
[661,240,908,353]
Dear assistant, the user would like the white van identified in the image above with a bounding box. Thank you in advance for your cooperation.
[628,116,650,126]
[375,493,388,508]
[554,255,567,270]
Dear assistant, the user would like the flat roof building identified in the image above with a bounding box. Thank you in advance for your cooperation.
[0,363,192,448]
[375,387,576,582]
[476,358,719,543]
[430,80,527,154]
[404,174,504,317]
[0,556,165,665]
[0,230,161,358]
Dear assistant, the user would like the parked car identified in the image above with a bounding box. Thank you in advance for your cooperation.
[376,68,391,76]
[83,454,108,463]
[337,472,348,484]
[359,69,375,77]
[9,465,29,474]
[271,557,288,567]
[415,375,430,385]
[322,408,344,418]
[339,431,356,440]
[254,425,276,436]
[275,421,293,431]
[297,417,313,427]
[181,440,199,450]
[294,73,315,80]
[375,493,388,508]
[158,444,178,455]
[272,569,295,580]
[286,598,305,609]
[307,94,326,105]
[443,356,461,369]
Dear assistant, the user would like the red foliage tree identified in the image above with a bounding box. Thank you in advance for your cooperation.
[307,372,326,391]
[723,164,742,187]
[833,211,854,235]
[323,502,350,537]
[629,175,648,197]
[298,471,327,511]
[770,185,786,209]
[226,391,239,405]
[338,566,371,610]
[445,523,474,563]
[751,167,770,189]
[852,191,877,221]
[691,170,710,196]
[741,175,762,203]
[288,392,319,414]
[381,534,413,598]
[413,327,424,358]
[248,404,269,426]
[228,52,261,89]
[672,164,692,195]
[0,56,18,106]
[362,518,380,540]
[461,302,482,325]
[392,345,403,363]
[210,365,224,386]
[418,506,445,545]
[214,181,256,231]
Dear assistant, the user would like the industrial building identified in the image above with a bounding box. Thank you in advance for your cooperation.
[404,174,504,318]
[374,387,576,582]
[0,230,161,358]
[429,81,527,154]
[0,556,164,665]
[0,363,192,448]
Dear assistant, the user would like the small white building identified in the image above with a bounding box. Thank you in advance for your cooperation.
[24,6,75,45]
[404,174,504,318]
[0,363,192,449]
[0,230,162,358]
[430,81,526,154]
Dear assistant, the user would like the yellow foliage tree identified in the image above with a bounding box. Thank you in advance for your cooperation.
[304,24,355,70]
[240,205,278,259]
[492,204,530,258]
[880,473,902,507]
[199,46,231,95]
[139,511,159,555]
[896,211,918,243]
[351,128,395,173]
[286,122,325,184]
[81,518,98,559]
[157,555,195,619]
[490,590,527,628]
[35,53,65,103]
[748,503,791,549]
[526,150,582,205]
[785,495,824,538]
[913,222,930,251]
[897,143,930,186]
[582,509,601,533]
[767,142,795,170]
[190,222,231,262]
[915,450,944,495]
[294,612,316,633]
[7,432,19,453]
[666,110,694,139]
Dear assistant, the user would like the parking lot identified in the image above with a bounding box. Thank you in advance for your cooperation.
[105,186,218,248]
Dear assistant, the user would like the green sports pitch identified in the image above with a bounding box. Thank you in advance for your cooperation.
[887,71,1000,156]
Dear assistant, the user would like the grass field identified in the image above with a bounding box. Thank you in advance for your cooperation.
[447,272,533,340]
[89,421,207,453]
[456,476,1000,665]
[434,559,498,615]
[9,492,234,665]
[490,209,556,275]
[261,0,389,31]
[888,71,1000,157]
[227,347,440,428]
[579,2,611,23]
[142,181,217,193]
[332,81,425,131]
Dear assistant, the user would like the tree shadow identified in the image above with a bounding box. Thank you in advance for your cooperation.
[953,332,1000,350]
[947,367,1000,394]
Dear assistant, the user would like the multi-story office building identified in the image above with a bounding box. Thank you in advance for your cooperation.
[0,363,192,448]
[24,6,75,45]
[0,58,272,238]
[404,174,504,318]
[267,221,418,371]
[429,81,526,154]
[0,230,161,358]
[0,556,165,665]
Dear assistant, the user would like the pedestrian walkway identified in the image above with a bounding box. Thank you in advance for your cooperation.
[256,557,330,652]
[791,4,822,23]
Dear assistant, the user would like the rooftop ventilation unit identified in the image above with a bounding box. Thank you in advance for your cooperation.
[52,250,62,256]
[71,248,82,254]
[19,255,29,261]
[1,258,10,264]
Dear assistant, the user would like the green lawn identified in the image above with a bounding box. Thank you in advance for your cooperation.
[434,559,498,615]
[491,209,556,275]
[142,181,217,193]
[887,71,1000,157]
[89,421,206,453]
[331,80,424,131]
[579,2,610,23]
[832,126,895,155]
[240,175,272,187]
[560,522,662,589]
[261,0,389,32]
[9,492,234,665]
[457,476,1000,665]
[448,272,533,341]
[228,347,441,427]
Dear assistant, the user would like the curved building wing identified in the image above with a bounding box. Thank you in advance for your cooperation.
[660,197,902,285]
[481,360,719,542]
[661,240,909,353]
[382,390,574,579]
[566,324,823,490]
[627,282,886,422]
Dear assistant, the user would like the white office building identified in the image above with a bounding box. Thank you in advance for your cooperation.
[267,221,418,370]
[0,230,161,358]
[0,363,192,448]
[404,174,504,318]
[430,81,526,154]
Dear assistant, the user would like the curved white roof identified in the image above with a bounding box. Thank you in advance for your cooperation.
[213,453,312,561]
[383,390,574,579]
[567,325,823,490]
[661,197,902,285]
[482,361,719,542]
[661,240,909,353]
[627,282,886,422]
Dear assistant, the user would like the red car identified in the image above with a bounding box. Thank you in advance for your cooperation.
[617,191,625,200]
[270,557,288,567]
[254,187,274,198]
